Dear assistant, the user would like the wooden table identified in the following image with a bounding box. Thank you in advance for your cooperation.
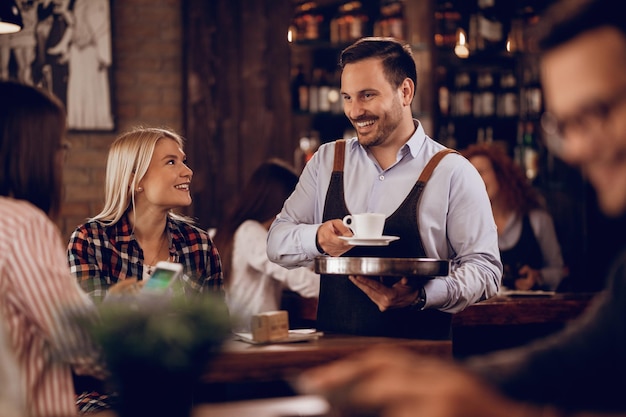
[451,292,596,357]
[204,333,451,384]
[197,333,451,402]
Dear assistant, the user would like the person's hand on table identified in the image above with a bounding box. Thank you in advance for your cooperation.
[349,275,419,312]
[316,219,356,257]
[297,346,541,417]
[515,265,542,290]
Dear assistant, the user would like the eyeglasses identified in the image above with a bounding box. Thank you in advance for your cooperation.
[541,86,626,155]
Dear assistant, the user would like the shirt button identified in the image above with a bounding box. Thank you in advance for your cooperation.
[379,175,385,181]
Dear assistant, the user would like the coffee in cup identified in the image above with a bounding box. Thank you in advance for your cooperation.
[342,213,385,239]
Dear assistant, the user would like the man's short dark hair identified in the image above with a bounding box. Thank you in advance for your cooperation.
[339,37,417,90]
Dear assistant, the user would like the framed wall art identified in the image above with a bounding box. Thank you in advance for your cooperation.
[0,0,114,131]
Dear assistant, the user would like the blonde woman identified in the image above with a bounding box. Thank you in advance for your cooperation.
[67,127,223,302]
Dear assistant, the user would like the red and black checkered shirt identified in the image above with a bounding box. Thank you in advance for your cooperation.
[67,213,223,303]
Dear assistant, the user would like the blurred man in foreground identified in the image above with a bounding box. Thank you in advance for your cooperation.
[298,0,626,415]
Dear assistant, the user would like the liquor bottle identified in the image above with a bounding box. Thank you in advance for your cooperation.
[434,1,461,49]
[480,71,496,118]
[476,0,504,52]
[308,68,322,114]
[473,72,484,118]
[293,1,323,42]
[436,66,451,118]
[318,70,331,113]
[453,71,472,117]
[374,0,405,40]
[333,1,367,44]
[516,121,539,180]
[497,70,518,117]
[290,64,309,112]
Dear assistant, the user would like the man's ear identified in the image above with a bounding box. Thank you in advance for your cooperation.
[400,78,415,107]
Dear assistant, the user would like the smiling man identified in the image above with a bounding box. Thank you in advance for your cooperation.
[267,37,502,339]
[296,1,626,416]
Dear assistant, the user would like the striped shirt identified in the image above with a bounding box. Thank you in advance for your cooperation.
[67,212,224,303]
[0,197,105,417]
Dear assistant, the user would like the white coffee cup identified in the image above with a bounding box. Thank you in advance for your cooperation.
[342,213,385,239]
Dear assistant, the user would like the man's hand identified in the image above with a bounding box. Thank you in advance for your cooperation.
[515,265,542,290]
[316,219,356,257]
[297,346,536,417]
[349,275,420,311]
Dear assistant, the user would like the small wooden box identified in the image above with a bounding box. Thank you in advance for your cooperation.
[251,310,289,342]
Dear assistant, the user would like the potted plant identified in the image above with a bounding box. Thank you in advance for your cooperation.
[84,294,230,417]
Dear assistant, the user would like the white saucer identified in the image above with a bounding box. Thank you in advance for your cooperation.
[339,235,400,246]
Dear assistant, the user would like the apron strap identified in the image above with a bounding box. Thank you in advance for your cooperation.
[418,148,458,183]
[333,139,346,173]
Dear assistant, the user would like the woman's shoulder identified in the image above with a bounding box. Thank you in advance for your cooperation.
[528,208,555,222]
[237,219,265,234]
[70,217,113,239]
[168,215,210,241]
[0,198,60,246]
[0,197,50,228]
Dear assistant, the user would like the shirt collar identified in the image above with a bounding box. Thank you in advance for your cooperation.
[111,211,177,244]
[405,119,427,158]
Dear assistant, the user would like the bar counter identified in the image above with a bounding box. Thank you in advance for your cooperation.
[451,291,596,357]
[452,291,595,327]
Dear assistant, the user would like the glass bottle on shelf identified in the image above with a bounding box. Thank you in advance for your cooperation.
[497,70,518,118]
[374,0,405,40]
[476,0,504,52]
[453,71,472,117]
[436,66,451,118]
[515,121,539,180]
[434,1,461,49]
[332,1,367,45]
[318,69,331,113]
[521,59,542,118]
[480,71,496,118]
[308,68,322,113]
[292,1,323,42]
[290,64,309,112]
[472,71,483,118]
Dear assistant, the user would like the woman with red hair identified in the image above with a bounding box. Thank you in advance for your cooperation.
[462,143,564,291]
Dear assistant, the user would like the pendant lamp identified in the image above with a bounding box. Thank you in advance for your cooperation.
[0,0,23,35]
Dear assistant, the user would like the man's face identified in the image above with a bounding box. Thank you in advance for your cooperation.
[541,27,626,217]
[341,58,408,148]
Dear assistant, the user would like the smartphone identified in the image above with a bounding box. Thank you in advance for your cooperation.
[143,261,183,292]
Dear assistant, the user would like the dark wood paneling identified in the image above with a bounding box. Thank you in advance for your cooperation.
[184,0,293,230]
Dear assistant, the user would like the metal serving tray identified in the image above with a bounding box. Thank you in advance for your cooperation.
[315,257,449,277]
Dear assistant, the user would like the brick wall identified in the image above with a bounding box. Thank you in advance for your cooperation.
[60,0,184,240]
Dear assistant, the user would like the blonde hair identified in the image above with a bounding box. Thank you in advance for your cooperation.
[91,127,187,225]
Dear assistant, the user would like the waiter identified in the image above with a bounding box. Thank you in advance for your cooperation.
[267,37,502,339]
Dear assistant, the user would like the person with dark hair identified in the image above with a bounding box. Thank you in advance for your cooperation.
[297,1,626,416]
[0,80,105,417]
[462,143,564,291]
[214,159,319,331]
[267,37,501,339]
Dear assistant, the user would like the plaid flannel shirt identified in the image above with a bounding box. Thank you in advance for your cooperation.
[67,213,223,303]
